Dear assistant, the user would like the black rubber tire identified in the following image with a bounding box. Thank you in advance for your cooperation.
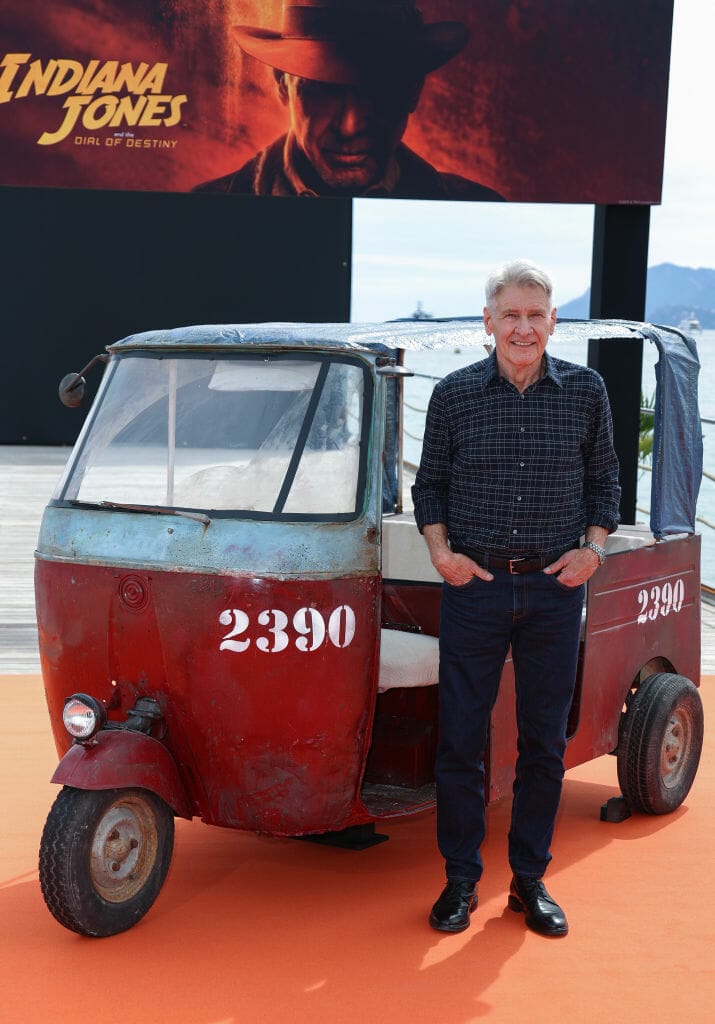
[39,786,174,937]
[617,673,704,814]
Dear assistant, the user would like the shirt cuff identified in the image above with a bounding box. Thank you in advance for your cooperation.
[587,516,620,536]
[412,499,448,534]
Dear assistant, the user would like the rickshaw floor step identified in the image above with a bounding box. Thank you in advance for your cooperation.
[361,781,437,817]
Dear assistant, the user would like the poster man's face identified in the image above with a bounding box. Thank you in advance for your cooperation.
[277,74,421,192]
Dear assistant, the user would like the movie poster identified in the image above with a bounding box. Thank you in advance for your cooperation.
[0,0,673,203]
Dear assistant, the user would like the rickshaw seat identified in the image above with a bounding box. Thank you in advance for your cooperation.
[381,513,656,582]
[604,523,656,553]
[378,629,439,692]
[382,512,442,583]
[378,518,655,664]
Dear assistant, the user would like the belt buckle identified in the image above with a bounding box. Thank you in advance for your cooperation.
[509,557,526,574]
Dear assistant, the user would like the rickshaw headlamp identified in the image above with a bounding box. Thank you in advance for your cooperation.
[62,694,107,740]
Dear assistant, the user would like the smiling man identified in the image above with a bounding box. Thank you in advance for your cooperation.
[193,0,503,200]
[413,259,621,937]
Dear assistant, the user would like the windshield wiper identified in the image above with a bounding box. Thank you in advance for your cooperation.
[99,500,211,525]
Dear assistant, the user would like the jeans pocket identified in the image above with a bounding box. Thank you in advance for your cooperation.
[445,575,481,591]
[548,573,584,593]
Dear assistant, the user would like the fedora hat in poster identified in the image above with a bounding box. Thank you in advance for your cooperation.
[232,0,470,86]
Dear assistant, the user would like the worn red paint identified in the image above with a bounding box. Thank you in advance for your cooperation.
[52,730,193,819]
[38,560,381,835]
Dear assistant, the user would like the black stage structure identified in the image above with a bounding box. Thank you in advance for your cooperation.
[0,187,648,524]
[0,187,352,446]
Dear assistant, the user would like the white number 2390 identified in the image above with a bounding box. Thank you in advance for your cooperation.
[219,605,356,654]
[636,579,685,624]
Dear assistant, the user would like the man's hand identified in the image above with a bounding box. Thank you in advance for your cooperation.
[543,547,598,587]
[543,528,608,587]
[422,524,493,585]
[434,550,493,586]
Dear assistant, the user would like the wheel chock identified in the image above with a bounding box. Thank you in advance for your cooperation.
[600,796,632,822]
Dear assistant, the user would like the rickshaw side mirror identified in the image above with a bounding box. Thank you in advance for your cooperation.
[58,353,109,408]
[59,373,86,407]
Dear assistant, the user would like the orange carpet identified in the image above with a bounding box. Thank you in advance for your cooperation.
[1,674,713,1024]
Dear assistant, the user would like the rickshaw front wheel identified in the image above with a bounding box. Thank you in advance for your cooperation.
[617,672,704,814]
[39,786,174,937]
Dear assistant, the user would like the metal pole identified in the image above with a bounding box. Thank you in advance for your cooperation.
[396,350,406,514]
[166,360,177,505]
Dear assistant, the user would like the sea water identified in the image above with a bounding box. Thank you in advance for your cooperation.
[401,328,715,586]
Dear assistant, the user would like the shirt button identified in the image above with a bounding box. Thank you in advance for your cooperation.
[520,426,525,432]
[520,395,525,400]
[517,496,522,501]
[519,461,525,467]
[512,529,518,535]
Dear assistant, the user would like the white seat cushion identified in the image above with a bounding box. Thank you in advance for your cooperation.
[378,629,440,692]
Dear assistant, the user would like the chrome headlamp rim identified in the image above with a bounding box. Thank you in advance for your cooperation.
[62,693,107,741]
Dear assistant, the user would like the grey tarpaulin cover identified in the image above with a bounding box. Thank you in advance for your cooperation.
[576,319,702,537]
[111,317,702,537]
[641,325,702,537]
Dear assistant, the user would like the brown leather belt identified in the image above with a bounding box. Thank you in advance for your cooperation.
[453,546,575,574]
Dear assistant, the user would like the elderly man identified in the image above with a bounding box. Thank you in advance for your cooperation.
[412,260,621,937]
[194,0,502,200]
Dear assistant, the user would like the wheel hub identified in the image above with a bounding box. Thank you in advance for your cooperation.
[90,797,158,902]
[661,709,692,789]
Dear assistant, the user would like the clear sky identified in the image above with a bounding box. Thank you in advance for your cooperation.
[351,0,714,320]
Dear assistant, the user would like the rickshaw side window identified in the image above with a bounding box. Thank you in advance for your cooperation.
[56,354,368,518]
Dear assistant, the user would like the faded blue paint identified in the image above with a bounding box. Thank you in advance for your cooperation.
[37,498,381,578]
[37,370,388,577]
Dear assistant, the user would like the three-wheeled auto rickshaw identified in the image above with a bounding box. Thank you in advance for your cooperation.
[35,319,704,936]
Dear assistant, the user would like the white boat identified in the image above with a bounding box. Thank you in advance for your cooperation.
[679,312,702,332]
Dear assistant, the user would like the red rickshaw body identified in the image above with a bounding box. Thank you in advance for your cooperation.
[35,321,704,938]
[38,556,381,833]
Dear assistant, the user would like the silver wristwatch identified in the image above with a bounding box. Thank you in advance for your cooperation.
[582,540,606,565]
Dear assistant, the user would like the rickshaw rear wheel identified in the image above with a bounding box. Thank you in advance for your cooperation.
[39,786,174,937]
[617,672,704,814]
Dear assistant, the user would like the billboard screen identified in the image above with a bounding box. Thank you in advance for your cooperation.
[0,0,673,203]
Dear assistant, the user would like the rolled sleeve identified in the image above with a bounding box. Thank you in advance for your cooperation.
[584,378,622,533]
[411,383,451,532]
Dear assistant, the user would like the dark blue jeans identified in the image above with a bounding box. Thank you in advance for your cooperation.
[436,568,585,882]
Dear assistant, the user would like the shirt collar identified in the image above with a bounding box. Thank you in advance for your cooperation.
[543,351,563,387]
[483,349,564,389]
[282,133,401,197]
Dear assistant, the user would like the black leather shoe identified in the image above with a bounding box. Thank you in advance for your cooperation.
[508,875,568,936]
[429,881,478,933]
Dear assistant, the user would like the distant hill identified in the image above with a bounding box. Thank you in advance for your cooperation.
[559,263,715,328]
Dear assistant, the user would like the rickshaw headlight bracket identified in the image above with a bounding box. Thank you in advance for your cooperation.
[62,693,107,741]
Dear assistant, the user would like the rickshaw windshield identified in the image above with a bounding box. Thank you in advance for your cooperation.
[55,353,369,518]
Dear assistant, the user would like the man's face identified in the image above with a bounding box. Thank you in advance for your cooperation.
[277,73,421,192]
[483,284,557,380]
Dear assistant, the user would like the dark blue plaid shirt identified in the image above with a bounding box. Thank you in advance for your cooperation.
[412,350,621,557]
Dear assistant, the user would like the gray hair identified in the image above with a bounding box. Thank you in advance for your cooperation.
[485,259,553,309]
